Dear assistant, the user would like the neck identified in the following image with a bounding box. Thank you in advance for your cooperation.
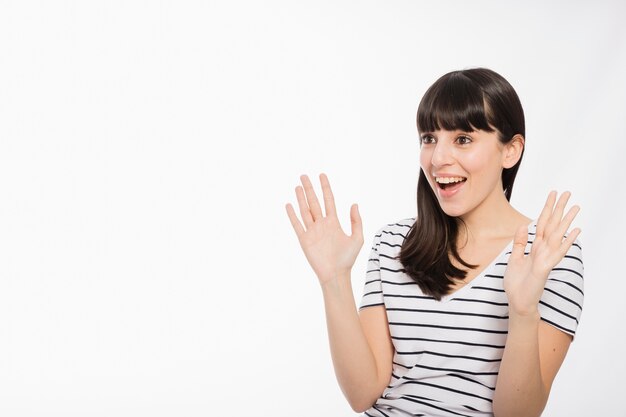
[458,189,531,242]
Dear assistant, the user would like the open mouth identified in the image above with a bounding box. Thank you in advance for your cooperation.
[435,176,467,190]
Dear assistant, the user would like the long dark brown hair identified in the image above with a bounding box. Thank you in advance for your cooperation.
[398,68,525,300]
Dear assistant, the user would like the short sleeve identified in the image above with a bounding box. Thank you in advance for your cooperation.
[359,227,385,310]
[539,238,584,338]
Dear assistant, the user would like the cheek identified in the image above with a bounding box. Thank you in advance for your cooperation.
[419,149,431,170]
[418,151,436,188]
[464,151,501,175]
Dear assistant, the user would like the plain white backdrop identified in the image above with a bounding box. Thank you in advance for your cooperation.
[0,1,625,416]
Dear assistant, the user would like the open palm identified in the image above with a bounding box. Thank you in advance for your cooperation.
[504,191,581,315]
[285,174,364,285]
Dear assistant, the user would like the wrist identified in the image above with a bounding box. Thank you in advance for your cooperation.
[506,296,541,319]
[319,271,352,291]
[508,307,541,324]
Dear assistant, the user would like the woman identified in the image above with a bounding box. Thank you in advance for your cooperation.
[285,68,583,417]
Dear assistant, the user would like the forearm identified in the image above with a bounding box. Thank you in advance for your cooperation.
[320,273,382,412]
[493,311,548,417]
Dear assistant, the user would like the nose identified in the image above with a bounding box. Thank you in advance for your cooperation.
[431,140,454,168]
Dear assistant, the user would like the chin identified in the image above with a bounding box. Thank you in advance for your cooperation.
[437,203,467,218]
[439,204,465,217]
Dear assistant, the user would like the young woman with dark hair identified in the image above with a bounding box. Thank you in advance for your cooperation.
[285,68,583,417]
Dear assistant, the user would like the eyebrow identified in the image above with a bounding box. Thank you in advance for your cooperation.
[419,130,474,136]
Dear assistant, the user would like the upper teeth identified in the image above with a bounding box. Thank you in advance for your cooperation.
[435,177,466,184]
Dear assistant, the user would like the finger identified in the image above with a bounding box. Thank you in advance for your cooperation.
[536,191,557,239]
[559,227,581,257]
[350,203,363,242]
[545,191,571,237]
[295,185,313,228]
[301,174,324,221]
[320,173,337,218]
[510,224,528,261]
[554,204,580,244]
[285,203,305,238]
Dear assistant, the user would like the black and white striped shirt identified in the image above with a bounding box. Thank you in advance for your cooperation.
[359,218,584,417]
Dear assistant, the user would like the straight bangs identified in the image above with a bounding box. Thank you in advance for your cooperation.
[417,72,495,134]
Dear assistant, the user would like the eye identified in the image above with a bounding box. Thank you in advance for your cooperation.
[420,134,436,145]
[456,135,472,145]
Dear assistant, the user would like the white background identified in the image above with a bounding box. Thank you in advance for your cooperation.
[1,1,625,416]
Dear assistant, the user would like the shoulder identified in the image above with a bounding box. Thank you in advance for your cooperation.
[538,233,584,337]
[372,217,416,248]
[378,217,416,235]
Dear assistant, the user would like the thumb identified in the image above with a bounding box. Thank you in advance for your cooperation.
[350,204,363,241]
[510,224,528,260]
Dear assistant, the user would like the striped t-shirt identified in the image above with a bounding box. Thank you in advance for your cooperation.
[359,218,584,417]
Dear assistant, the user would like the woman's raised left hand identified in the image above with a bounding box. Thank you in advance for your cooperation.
[503,191,581,316]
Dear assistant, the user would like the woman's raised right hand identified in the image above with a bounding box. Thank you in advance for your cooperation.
[285,173,364,285]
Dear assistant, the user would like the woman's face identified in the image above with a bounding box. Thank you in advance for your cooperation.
[419,129,509,219]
